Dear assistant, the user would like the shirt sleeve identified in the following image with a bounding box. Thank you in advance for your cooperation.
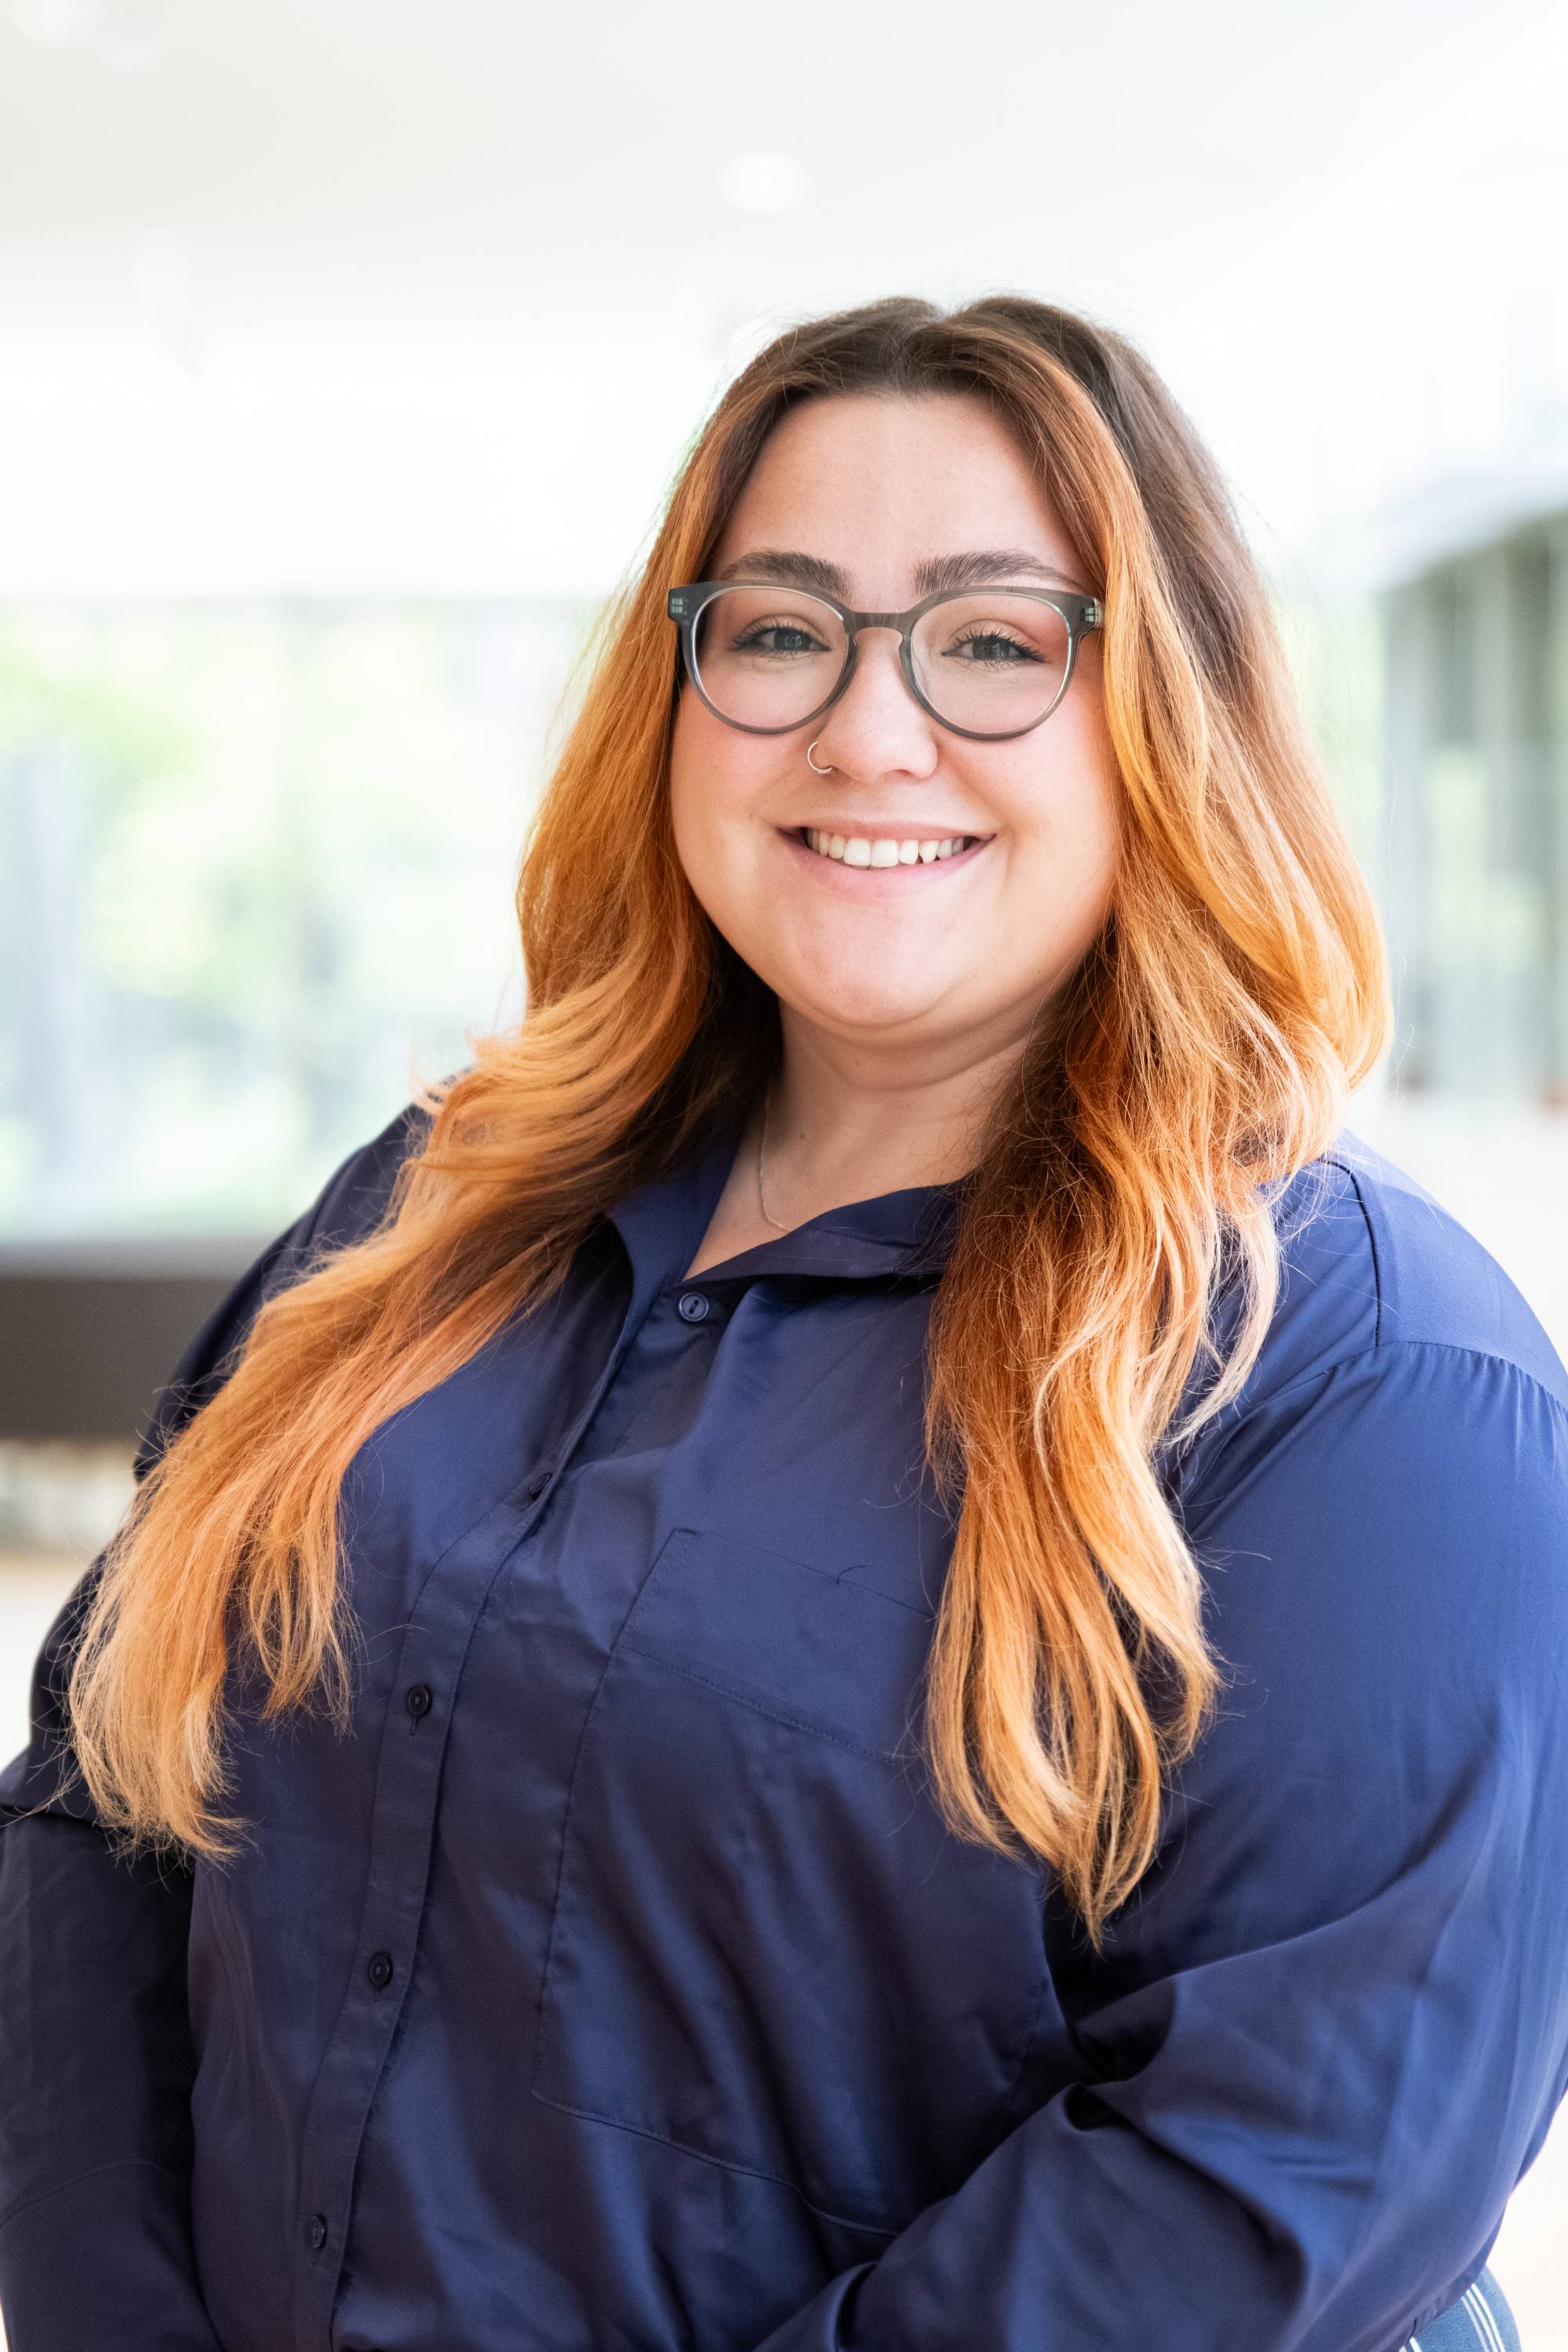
[749,1338,1568,2352]
[0,1101,427,2351]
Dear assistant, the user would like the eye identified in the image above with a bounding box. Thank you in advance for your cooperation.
[945,626,1045,667]
[731,616,832,659]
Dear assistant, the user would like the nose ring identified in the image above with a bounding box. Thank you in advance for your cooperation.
[806,739,833,775]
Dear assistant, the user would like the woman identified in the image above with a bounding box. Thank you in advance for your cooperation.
[1,296,1562,2352]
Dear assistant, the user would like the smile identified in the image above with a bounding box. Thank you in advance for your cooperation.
[788,826,990,868]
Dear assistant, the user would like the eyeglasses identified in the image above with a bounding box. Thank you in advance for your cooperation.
[667,578,1102,742]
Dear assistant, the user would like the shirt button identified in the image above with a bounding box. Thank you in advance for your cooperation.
[367,1950,394,1991]
[405,1683,433,1721]
[525,1466,552,1500]
[677,1290,710,1323]
[307,2212,328,2251]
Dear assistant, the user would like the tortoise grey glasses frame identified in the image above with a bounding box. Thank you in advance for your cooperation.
[666,578,1104,743]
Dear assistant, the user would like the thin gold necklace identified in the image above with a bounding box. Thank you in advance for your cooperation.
[754,1085,793,1232]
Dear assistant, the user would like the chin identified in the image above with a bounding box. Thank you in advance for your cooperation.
[746,927,965,1025]
[785,975,954,1036]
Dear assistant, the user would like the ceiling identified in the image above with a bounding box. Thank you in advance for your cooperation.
[2,0,1566,593]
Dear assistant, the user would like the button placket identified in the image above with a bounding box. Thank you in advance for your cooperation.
[290,1618,455,2336]
[291,1261,674,2343]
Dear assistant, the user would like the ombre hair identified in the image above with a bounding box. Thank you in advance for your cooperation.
[65,295,1390,1947]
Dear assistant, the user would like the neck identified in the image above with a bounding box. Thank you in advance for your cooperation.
[757,1006,1040,1208]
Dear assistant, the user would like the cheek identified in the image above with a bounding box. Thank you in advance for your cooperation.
[667,696,775,903]
[666,691,707,848]
[1021,688,1122,889]
[1059,748,1122,882]
[993,720,1120,873]
[667,702,727,889]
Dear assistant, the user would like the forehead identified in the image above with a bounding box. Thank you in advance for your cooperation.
[713,391,1076,577]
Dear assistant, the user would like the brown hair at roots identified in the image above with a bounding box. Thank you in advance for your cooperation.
[63,295,1391,1950]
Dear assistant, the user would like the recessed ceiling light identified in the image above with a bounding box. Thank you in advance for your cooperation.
[717,154,809,215]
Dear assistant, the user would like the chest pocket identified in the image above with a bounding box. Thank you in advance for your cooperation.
[530,1524,1049,2237]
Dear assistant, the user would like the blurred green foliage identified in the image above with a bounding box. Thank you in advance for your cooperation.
[0,601,593,1236]
[0,589,1391,1240]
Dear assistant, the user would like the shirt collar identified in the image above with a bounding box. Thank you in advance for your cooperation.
[606,1115,962,1298]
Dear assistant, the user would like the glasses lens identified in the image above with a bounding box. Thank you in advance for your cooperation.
[691,586,848,731]
[910,592,1072,735]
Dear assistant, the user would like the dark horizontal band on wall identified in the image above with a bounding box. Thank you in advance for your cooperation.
[0,1241,267,1443]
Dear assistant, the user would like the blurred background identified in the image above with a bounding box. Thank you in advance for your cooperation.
[2,2,1566,2339]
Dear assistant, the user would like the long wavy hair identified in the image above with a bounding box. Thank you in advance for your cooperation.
[65,294,1390,1947]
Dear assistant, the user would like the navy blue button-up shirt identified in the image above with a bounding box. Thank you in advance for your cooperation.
[3,1102,1567,2352]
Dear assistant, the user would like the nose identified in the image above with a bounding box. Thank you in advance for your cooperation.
[808,626,940,781]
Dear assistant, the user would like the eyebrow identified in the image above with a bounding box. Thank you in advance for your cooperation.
[717,547,1090,598]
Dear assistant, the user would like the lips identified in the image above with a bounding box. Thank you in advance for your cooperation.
[796,826,985,867]
[776,825,993,882]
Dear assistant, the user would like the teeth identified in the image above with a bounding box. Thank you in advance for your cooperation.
[802,830,976,866]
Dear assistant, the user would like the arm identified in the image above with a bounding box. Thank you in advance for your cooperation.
[0,1102,427,2350]
[751,1340,1568,2352]
[0,1607,223,2350]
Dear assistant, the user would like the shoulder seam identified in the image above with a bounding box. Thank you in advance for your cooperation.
[1324,1153,1384,1353]
[1225,1334,1568,1427]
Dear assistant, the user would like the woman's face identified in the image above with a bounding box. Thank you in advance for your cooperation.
[668,391,1123,1072]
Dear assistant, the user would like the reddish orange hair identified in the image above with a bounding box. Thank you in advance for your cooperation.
[66,296,1390,1947]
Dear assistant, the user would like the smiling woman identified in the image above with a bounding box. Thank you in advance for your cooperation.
[668,390,1123,1283]
[2,296,1563,2352]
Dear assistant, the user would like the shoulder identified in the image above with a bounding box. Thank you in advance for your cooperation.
[132,1093,434,1479]
[1168,1123,1568,1531]
[1226,1123,1567,1415]
[1166,1132,1568,1729]
[220,1089,434,1308]
[292,1094,434,1264]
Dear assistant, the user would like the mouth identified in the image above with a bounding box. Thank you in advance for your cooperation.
[781,824,993,873]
